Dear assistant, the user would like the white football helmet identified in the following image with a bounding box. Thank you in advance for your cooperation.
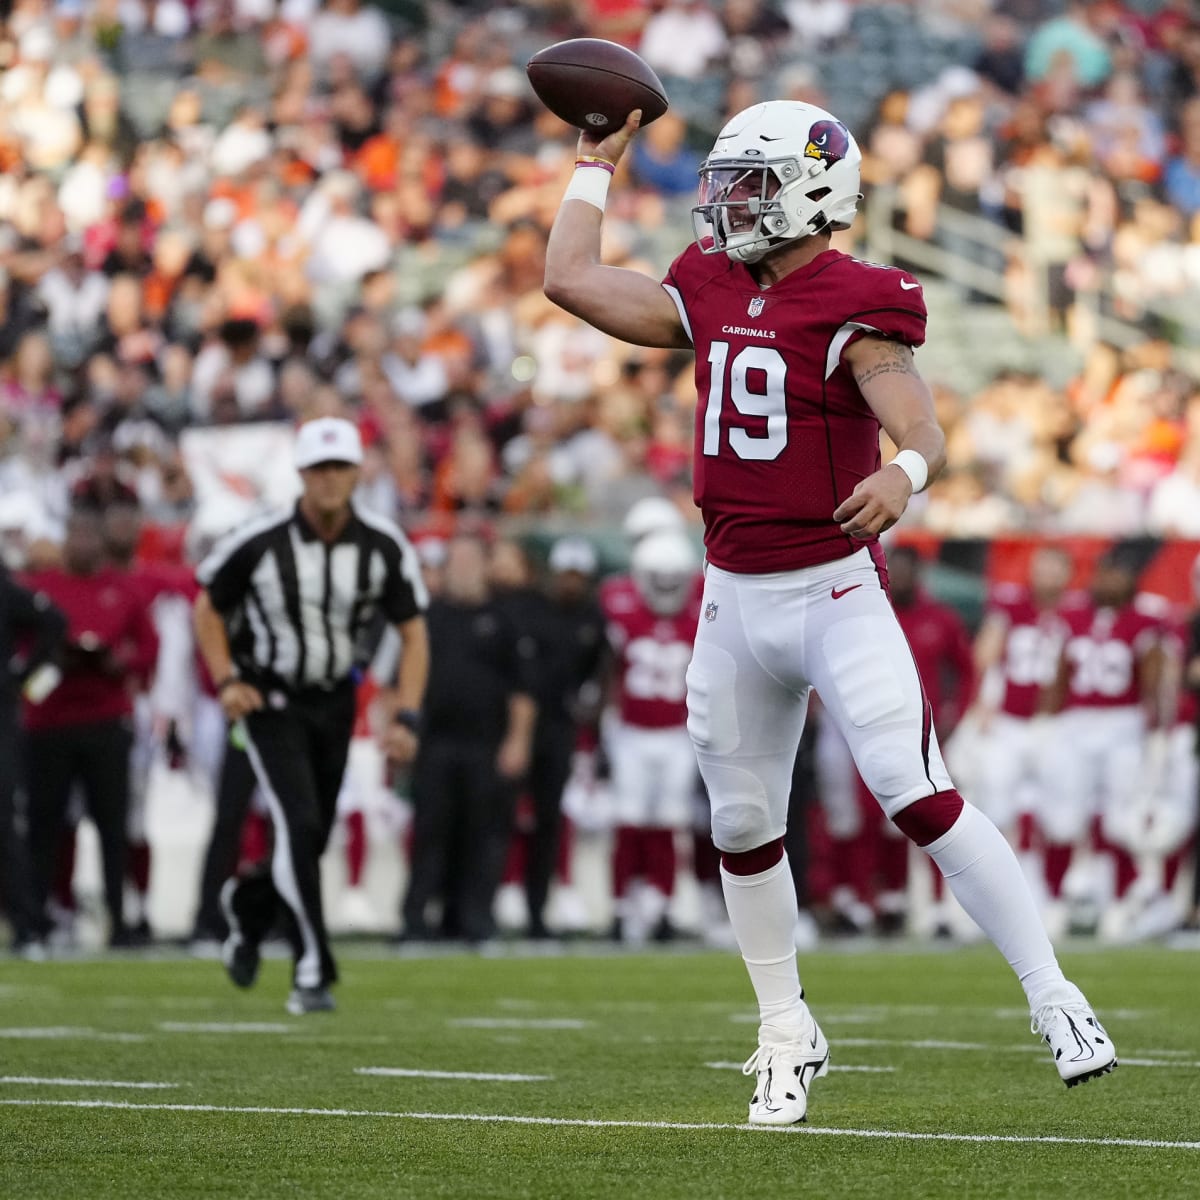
[693,101,863,264]
[622,496,685,545]
[631,530,698,616]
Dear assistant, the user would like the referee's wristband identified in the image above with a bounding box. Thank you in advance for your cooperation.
[216,676,241,695]
[394,708,422,733]
[889,449,929,494]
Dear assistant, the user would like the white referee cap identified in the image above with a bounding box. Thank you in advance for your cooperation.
[548,536,598,576]
[294,417,363,469]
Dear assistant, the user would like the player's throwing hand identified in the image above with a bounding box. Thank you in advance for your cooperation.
[577,109,642,167]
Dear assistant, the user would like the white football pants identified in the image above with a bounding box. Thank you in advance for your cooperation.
[687,547,953,854]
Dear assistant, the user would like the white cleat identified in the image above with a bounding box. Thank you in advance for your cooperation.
[743,1011,830,1125]
[1031,983,1118,1088]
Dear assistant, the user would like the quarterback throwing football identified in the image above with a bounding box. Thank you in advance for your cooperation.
[544,100,1115,1124]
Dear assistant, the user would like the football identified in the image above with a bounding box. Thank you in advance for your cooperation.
[526,38,669,134]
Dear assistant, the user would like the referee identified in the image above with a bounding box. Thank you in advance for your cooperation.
[193,417,429,1014]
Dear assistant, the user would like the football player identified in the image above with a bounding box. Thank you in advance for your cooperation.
[102,503,198,943]
[970,546,1073,842]
[603,529,701,943]
[1040,553,1164,938]
[545,99,1115,1123]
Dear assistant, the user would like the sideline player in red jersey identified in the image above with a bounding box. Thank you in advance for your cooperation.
[971,546,1073,843]
[602,529,702,943]
[544,99,1115,1123]
[102,503,199,942]
[1041,553,1164,938]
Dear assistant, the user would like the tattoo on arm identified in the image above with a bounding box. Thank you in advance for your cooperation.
[851,339,919,389]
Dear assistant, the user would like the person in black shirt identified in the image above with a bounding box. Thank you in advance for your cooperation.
[0,564,67,955]
[499,537,607,939]
[402,533,536,943]
[194,417,429,1014]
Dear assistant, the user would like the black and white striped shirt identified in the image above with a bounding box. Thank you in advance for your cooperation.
[197,501,428,692]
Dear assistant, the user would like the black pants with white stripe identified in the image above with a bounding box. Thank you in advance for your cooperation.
[192,738,258,940]
[238,682,356,989]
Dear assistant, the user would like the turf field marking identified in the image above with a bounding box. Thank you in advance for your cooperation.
[0,1027,146,1042]
[703,1062,895,1074]
[3,1100,1199,1151]
[449,1018,589,1030]
[1117,1058,1200,1069]
[158,1022,296,1034]
[0,1076,179,1089]
[355,1068,551,1082]
[836,1036,1038,1052]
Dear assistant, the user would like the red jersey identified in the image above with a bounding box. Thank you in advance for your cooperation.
[987,583,1069,719]
[20,566,159,731]
[353,671,381,739]
[1061,600,1161,709]
[125,561,198,607]
[602,579,700,729]
[662,245,926,574]
[893,589,973,731]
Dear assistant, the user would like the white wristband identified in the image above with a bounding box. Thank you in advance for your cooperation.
[889,449,929,493]
[563,164,612,212]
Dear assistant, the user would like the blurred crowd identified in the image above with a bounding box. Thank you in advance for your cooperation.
[1,2,1200,547]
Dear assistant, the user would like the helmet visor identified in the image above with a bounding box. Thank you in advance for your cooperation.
[694,163,782,254]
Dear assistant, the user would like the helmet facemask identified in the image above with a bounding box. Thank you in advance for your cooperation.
[693,158,830,264]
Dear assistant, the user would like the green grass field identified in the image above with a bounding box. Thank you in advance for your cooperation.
[1,943,1198,1199]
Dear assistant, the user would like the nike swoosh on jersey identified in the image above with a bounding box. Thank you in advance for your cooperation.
[831,584,863,599]
[900,280,920,290]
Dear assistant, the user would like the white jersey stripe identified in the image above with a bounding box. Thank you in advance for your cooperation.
[824,321,882,381]
[661,283,694,344]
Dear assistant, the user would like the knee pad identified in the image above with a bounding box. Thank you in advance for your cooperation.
[856,735,929,815]
[706,765,779,854]
[1039,800,1087,847]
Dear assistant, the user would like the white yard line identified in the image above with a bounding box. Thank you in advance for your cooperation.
[355,1068,551,1082]
[0,1027,145,1043]
[1,1099,1197,1151]
[0,1077,179,1090]
[703,1062,895,1074]
[158,1022,296,1034]
[448,1018,589,1030]
[1116,1058,1200,1069]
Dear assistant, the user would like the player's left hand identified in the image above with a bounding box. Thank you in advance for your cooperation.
[833,465,913,539]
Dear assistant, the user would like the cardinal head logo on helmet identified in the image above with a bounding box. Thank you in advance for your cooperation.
[804,119,850,166]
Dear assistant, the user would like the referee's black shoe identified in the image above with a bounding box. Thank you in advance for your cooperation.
[220,878,260,989]
[286,986,336,1015]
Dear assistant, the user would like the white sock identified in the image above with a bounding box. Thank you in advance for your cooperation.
[720,855,806,1035]
[922,803,1066,1007]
